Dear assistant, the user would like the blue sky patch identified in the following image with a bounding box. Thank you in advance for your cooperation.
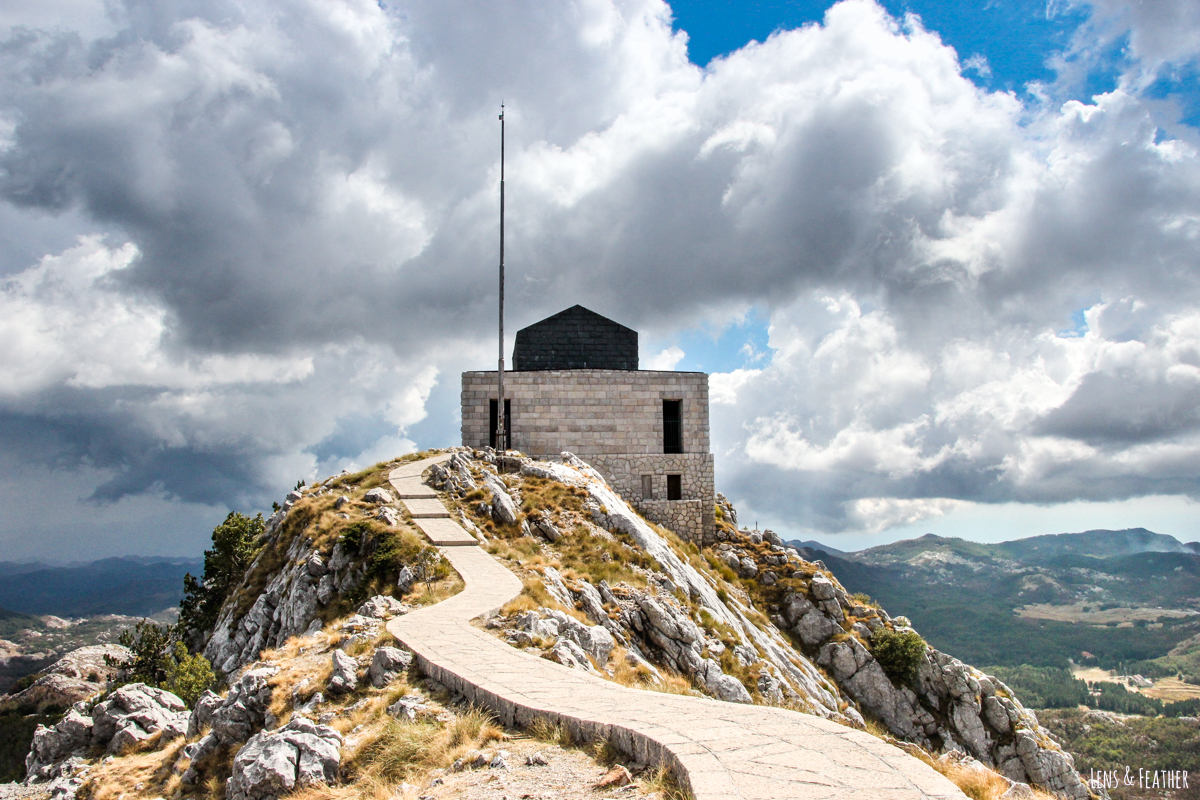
[643,307,774,374]
[671,0,1087,91]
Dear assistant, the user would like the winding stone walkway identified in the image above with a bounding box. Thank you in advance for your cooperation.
[386,455,966,800]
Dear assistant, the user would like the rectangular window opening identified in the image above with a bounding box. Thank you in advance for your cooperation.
[489,398,512,450]
[641,475,654,500]
[667,474,682,501]
[663,399,683,454]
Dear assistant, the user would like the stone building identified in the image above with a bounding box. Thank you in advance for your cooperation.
[462,305,715,544]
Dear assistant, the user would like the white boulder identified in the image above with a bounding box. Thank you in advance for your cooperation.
[368,646,412,688]
[225,716,342,800]
[90,683,189,754]
[327,650,358,694]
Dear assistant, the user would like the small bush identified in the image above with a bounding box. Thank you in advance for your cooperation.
[163,642,217,708]
[872,627,927,684]
[106,622,215,707]
[7,672,42,695]
[108,620,178,686]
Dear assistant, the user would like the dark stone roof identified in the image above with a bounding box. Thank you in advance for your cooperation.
[512,305,638,371]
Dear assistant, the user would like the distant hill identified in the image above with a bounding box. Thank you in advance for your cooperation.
[802,528,1200,675]
[850,533,993,563]
[845,528,1200,566]
[785,539,846,556]
[994,528,1200,561]
[0,557,202,617]
[0,562,55,578]
[0,605,39,640]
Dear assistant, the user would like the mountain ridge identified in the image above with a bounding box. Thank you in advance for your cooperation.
[0,556,202,617]
[796,528,1200,565]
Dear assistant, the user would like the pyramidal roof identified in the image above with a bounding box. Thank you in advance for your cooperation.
[512,305,638,371]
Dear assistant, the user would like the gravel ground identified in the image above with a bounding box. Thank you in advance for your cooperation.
[396,737,667,800]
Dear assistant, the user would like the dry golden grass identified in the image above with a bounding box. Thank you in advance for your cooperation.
[518,475,588,516]
[285,699,507,800]
[642,762,692,800]
[283,776,395,800]
[603,644,693,696]
[329,693,397,737]
[609,645,661,689]
[1144,677,1200,701]
[79,738,186,800]
[263,639,336,720]
[340,706,507,787]
[650,672,699,697]
[527,715,572,747]
[857,723,1061,800]
[405,572,465,607]
[932,760,1059,800]
[500,592,540,616]
[1016,602,1194,625]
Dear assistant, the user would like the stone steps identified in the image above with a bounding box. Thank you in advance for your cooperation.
[403,498,452,518]
[412,517,478,547]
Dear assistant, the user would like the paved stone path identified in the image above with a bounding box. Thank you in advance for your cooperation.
[390,459,475,546]
[387,455,966,800]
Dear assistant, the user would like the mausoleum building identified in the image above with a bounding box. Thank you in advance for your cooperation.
[461,305,715,544]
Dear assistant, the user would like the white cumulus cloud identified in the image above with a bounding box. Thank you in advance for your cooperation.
[2,0,1200,553]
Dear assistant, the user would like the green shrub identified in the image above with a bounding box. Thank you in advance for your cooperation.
[872,627,927,684]
[1164,697,1200,716]
[163,642,216,708]
[1088,680,1164,716]
[7,672,42,695]
[108,619,177,686]
[105,623,215,708]
[0,710,55,782]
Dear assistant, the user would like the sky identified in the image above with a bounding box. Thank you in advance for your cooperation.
[2,0,1200,560]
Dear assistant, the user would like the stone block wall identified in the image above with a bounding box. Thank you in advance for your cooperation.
[588,453,714,544]
[636,500,708,545]
[461,369,714,545]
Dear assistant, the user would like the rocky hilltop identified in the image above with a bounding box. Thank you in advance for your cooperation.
[6,449,1095,800]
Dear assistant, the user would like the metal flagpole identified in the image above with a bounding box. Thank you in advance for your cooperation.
[497,104,507,453]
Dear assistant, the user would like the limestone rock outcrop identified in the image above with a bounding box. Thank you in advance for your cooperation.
[484,474,519,526]
[473,450,1091,800]
[204,532,331,675]
[202,480,421,678]
[182,665,279,787]
[91,683,189,753]
[6,645,130,711]
[327,650,358,695]
[225,716,342,800]
[25,682,188,784]
[24,709,94,783]
[368,646,412,688]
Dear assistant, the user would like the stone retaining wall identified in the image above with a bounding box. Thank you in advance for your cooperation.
[407,647,694,796]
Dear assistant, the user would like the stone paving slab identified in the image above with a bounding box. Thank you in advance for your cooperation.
[403,497,452,518]
[412,517,478,546]
[388,460,441,498]
[386,454,966,800]
[393,484,439,499]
